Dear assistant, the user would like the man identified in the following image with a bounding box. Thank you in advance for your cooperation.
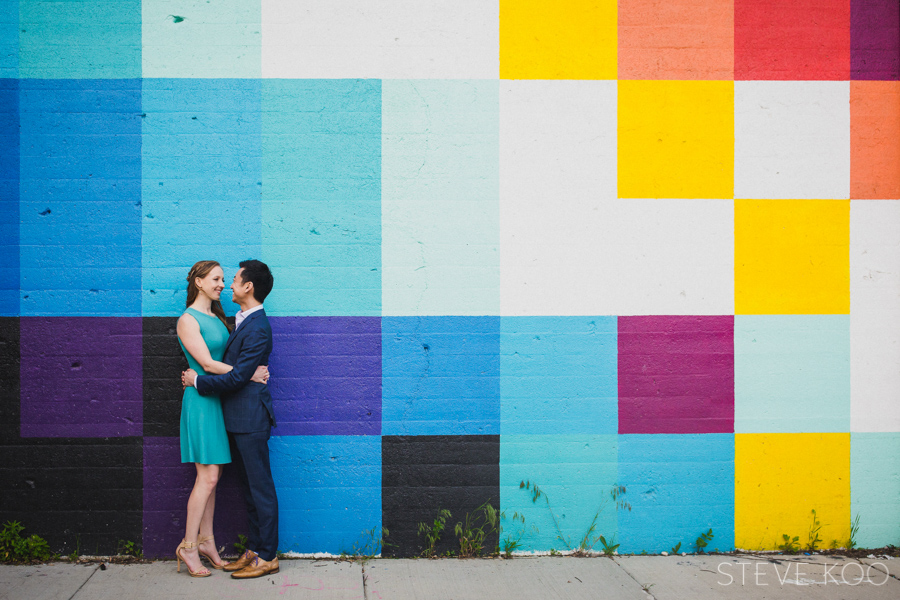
[183,259,279,579]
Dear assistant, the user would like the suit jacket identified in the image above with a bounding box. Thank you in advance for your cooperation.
[196,308,275,433]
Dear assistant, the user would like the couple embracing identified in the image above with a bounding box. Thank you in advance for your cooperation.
[173,259,280,579]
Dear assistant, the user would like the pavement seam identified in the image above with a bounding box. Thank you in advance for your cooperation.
[853,557,900,583]
[361,563,369,600]
[610,557,658,600]
[66,564,100,600]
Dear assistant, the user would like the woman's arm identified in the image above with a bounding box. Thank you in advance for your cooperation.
[176,314,233,375]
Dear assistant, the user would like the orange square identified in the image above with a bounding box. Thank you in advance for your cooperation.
[851,81,900,200]
[618,0,734,80]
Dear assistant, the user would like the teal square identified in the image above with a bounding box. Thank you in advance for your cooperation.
[20,1,141,79]
[1,1,17,77]
[501,317,617,435]
[851,433,900,549]
[500,435,618,553]
[142,0,261,78]
[735,315,850,433]
[261,79,381,317]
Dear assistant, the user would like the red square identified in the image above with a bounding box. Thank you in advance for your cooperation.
[735,0,851,80]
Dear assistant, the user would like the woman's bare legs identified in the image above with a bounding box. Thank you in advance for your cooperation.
[197,486,225,566]
[179,463,221,574]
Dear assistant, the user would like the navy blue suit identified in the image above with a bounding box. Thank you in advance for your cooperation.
[196,308,278,561]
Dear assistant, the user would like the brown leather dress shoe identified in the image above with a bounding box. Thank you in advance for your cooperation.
[223,549,257,572]
[231,556,279,579]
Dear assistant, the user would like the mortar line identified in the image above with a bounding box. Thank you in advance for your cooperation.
[610,557,658,600]
[67,564,100,600]
[361,562,369,600]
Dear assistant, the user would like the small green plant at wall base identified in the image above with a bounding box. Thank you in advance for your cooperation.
[233,533,249,556]
[454,501,499,558]
[807,509,824,552]
[598,535,619,556]
[343,527,391,564]
[116,539,142,559]
[0,521,51,564]
[418,508,451,558]
[694,529,714,553]
[848,513,861,550]
[499,511,537,558]
[670,542,681,554]
[549,548,560,556]
[779,534,800,554]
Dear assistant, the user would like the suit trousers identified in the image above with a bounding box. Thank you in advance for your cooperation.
[228,430,279,561]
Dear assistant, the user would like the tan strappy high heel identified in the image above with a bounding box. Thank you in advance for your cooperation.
[197,535,225,570]
[175,539,212,577]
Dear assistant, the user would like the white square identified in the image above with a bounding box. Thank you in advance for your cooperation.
[735,81,850,200]
[500,81,734,316]
[262,0,498,79]
[851,200,900,432]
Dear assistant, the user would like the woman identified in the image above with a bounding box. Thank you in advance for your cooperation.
[174,260,269,577]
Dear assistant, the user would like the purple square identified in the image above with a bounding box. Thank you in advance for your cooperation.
[269,317,381,436]
[20,317,142,437]
[618,316,734,434]
[142,437,248,559]
[852,0,900,80]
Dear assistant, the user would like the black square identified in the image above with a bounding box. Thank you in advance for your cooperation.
[382,435,499,557]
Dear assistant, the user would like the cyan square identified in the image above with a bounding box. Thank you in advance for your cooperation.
[382,316,500,435]
[618,433,735,554]
[501,317,617,435]
[851,432,900,548]
[262,79,381,316]
[1,1,17,77]
[272,435,381,555]
[141,78,262,316]
[500,434,619,553]
[20,79,142,316]
[735,315,850,433]
[19,0,141,79]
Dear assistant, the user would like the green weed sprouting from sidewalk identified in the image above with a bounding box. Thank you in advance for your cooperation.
[341,527,391,564]
[1,520,51,564]
[233,533,249,556]
[116,539,143,559]
[454,501,499,558]
[519,481,631,556]
[499,510,537,558]
[418,509,451,558]
[778,534,800,554]
[848,513,861,550]
[807,509,824,552]
[670,542,681,554]
[693,529,714,553]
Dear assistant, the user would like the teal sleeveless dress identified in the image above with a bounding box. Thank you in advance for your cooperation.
[178,308,232,465]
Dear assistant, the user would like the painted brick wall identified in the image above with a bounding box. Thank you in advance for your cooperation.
[1,1,898,557]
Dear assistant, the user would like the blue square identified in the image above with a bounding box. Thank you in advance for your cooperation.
[500,434,619,553]
[271,435,381,555]
[261,79,381,317]
[501,317,617,435]
[382,316,500,435]
[141,79,262,316]
[618,434,735,554]
[20,79,141,316]
[0,78,18,315]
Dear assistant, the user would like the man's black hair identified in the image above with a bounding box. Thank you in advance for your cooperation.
[239,259,274,302]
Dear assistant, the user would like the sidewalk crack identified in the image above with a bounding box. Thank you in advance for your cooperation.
[611,557,658,600]
[67,564,100,600]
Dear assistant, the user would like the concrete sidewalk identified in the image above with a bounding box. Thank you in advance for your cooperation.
[1,554,898,600]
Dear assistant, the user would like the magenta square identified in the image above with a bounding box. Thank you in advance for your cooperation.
[618,316,734,434]
[142,437,248,558]
[20,317,142,437]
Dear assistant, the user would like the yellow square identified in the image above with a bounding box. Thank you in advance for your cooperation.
[500,0,617,80]
[735,433,850,551]
[618,80,734,199]
[735,200,850,315]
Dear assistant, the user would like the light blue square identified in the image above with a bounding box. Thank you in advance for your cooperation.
[271,435,381,555]
[141,79,262,316]
[1,0,17,77]
[501,317,617,435]
[20,79,141,316]
[618,434,734,554]
[19,1,141,79]
[382,316,500,435]
[500,434,619,553]
[735,315,850,433]
[851,433,900,548]
[261,79,381,317]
